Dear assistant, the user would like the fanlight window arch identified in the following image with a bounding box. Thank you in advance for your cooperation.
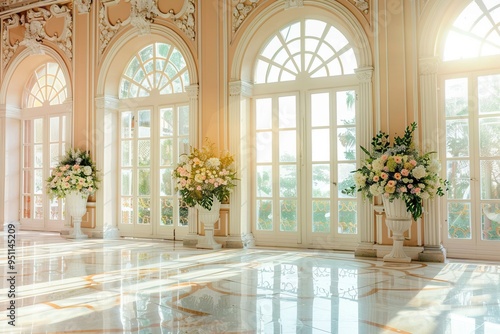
[26,62,67,107]
[255,19,357,83]
[443,0,500,61]
[119,42,190,98]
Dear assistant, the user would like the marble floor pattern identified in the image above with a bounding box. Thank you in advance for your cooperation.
[1,232,500,333]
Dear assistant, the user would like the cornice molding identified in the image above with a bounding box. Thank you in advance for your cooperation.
[74,0,92,14]
[232,0,263,33]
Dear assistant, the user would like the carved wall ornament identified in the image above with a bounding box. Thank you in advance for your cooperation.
[353,0,369,15]
[2,14,21,68]
[74,0,92,14]
[232,0,261,33]
[284,0,304,10]
[2,4,73,69]
[99,0,196,55]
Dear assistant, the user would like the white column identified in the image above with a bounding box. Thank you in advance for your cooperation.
[94,96,120,239]
[0,105,21,229]
[226,80,255,248]
[418,57,446,262]
[354,67,376,257]
[183,85,200,247]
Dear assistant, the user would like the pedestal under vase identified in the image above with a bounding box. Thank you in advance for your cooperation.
[65,191,88,239]
[196,197,222,250]
[382,197,412,262]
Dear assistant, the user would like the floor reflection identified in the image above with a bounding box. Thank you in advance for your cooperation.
[1,232,500,333]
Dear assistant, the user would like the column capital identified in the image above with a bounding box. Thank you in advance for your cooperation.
[95,95,119,110]
[355,66,373,82]
[185,84,199,98]
[229,81,253,97]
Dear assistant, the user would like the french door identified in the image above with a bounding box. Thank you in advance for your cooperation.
[442,73,500,260]
[118,105,190,239]
[253,89,359,249]
[21,113,70,231]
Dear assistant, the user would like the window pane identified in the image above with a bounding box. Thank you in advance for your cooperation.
[161,198,173,226]
[160,168,173,196]
[50,117,59,142]
[34,169,43,194]
[338,163,356,198]
[179,200,189,226]
[312,164,330,198]
[481,160,500,200]
[138,169,151,196]
[121,169,132,196]
[279,96,296,128]
[122,112,134,139]
[279,165,296,197]
[479,118,500,157]
[256,132,272,163]
[257,200,272,231]
[338,200,357,234]
[257,166,272,197]
[448,202,471,239]
[138,197,151,224]
[34,118,43,143]
[312,200,330,233]
[160,108,174,136]
[280,199,297,232]
[178,106,189,135]
[256,98,272,130]
[478,75,500,114]
[121,198,133,224]
[337,128,356,160]
[447,160,470,199]
[446,120,469,158]
[482,203,500,241]
[138,110,150,138]
[445,78,468,117]
[138,140,151,167]
[279,130,296,162]
[160,139,173,166]
[34,145,43,168]
[311,93,330,127]
[312,129,329,161]
[337,91,356,124]
[121,141,133,167]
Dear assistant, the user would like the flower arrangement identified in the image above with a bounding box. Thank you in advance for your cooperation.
[172,140,237,210]
[343,122,448,220]
[46,149,100,199]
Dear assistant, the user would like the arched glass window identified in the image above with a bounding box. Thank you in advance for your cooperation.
[441,0,500,258]
[253,19,359,249]
[21,62,70,231]
[255,19,357,83]
[118,42,191,239]
[119,43,189,98]
[443,0,500,61]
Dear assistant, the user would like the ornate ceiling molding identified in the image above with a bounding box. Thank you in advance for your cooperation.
[232,0,261,33]
[284,0,303,10]
[2,3,73,68]
[99,0,196,55]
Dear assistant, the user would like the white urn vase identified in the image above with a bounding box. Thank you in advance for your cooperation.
[196,196,222,250]
[65,191,89,239]
[382,197,412,262]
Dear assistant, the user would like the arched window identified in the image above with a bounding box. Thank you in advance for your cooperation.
[253,18,359,248]
[440,0,500,258]
[21,62,70,231]
[118,42,191,239]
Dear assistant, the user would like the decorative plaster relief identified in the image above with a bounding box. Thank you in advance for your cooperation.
[232,0,261,33]
[74,0,92,14]
[99,0,196,55]
[2,14,21,68]
[353,0,369,15]
[2,4,73,69]
[284,0,303,10]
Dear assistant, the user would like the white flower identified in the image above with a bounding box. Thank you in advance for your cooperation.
[369,184,383,196]
[83,166,92,176]
[371,159,384,172]
[205,157,221,168]
[354,172,366,187]
[428,159,441,174]
[411,165,427,179]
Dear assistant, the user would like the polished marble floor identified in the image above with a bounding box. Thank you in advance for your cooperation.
[1,231,500,334]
